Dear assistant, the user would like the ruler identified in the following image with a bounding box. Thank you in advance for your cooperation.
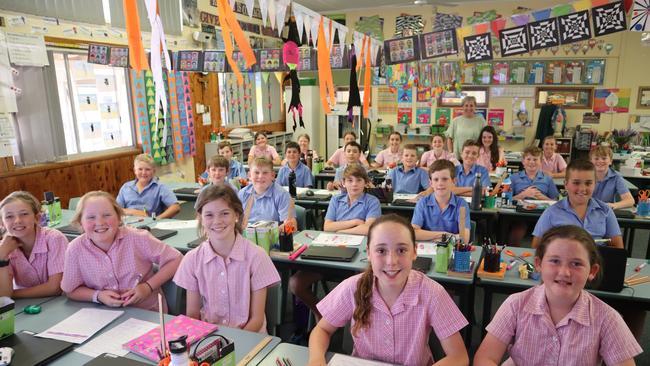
[236,335,274,365]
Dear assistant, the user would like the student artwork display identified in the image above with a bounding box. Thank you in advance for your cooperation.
[377,86,397,114]
[417,87,431,102]
[529,61,545,84]
[433,13,463,32]
[438,61,460,85]
[419,29,458,59]
[203,51,226,72]
[452,108,463,118]
[545,61,565,84]
[259,49,282,71]
[416,107,431,124]
[487,109,505,126]
[512,108,532,127]
[475,62,493,85]
[397,88,412,103]
[527,18,560,50]
[509,61,528,84]
[630,0,650,31]
[109,47,129,68]
[585,60,605,84]
[434,108,451,125]
[558,11,591,44]
[564,60,585,84]
[395,14,424,37]
[492,62,509,84]
[461,63,475,85]
[397,107,412,124]
[418,62,435,89]
[463,33,493,63]
[329,45,347,69]
[296,48,314,71]
[87,44,110,65]
[499,25,529,57]
[384,36,420,65]
[176,50,203,72]
[475,108,488,120]
[593,88,631,113]
[592,1,627,36]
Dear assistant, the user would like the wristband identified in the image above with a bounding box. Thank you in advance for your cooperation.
[0,259,9,268]
[92,290,101,304]
[143,281,154,293]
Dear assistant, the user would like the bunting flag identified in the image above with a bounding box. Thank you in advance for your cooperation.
[592,1,627,36]
[123,0,149,71]
[532,8,552,21]
[218,0,257,85]
[174,71,191,156]
[473,23,489,34]
[317,17,335,114]
[511,13,530,26]
[130,70,151,154]
[363,36,372,119]
[573,0,592,12]
[144,71,165,163]
[552,4,574,17]
[490,18,507,37]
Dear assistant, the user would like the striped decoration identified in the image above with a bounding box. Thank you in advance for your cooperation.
[144,71,166,163]
[167,72,184,162]
[161,72,175,164]
[182,73,196,156]
[174,72,191,157]
[130,70,151,155]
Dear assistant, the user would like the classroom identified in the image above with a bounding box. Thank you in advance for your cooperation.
[0,0,648,364]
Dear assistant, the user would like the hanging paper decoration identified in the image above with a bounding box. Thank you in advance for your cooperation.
[395,14,424,37]
[500,25,529,57]
[463,33,493,63]
[527,18,559,50]
[144,71,165,163]
[123,0,149,71]
[511,14,530,26]
[473,23,489,34]
[174,72,191,156]
[592,1,627,36]
[275,0,291,37]
[531,9,552,21]
[160,72,174,163]
[218,0,257,85]
[181,73,196,156]
[362,36,372,118]
[490,18,507,37]
[551,4,574,17]
[283,19,303,131]
[558,11,591,44]
[167,72,183,162]
[433,13,462,32]
[467,10,499,25]
[573,0,592,12]
[347,45,361,122]
[130,70,151,154]
[355,16,385,41]
[317,17,336,114]
[628,0,650,32]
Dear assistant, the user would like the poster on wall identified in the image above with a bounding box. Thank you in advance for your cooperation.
[109,47,129,67]
[419,29,458,59]
[87,44,110,65]
[384,35,420,65]
[487,109,505,126]
[416,107,431,124]
[397,88,412,103]
[434,108,451,125]
[476,108,487,120]
[417,86,431,102]
[593,88,631,113]
[203,51,226,72]
[259,49,283,71]
[377,86,397,114]
[512,109,532,127]
[176,50,203,72]
[397,107,412,124]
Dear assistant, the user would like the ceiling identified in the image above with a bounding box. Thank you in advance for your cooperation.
[293,0,493,13]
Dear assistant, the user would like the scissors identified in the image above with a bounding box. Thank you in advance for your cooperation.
[504,249,532,264]
[638,190,650,202]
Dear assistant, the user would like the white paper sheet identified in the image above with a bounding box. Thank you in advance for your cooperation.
[75,318,158,357]
[416,241,437,255]
[154,220,198,230]
[393,193,417,201]
[5,32,48,66]
[328,354,392,366]
[36,308,124,344]
[311,233,364,246]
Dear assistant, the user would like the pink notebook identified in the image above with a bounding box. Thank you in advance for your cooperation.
[123,315,219,361]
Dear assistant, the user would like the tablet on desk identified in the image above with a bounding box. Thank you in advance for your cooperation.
[0,330,74,366]
[83,353,149,366]
[300,246,358,262]
[173,187,199,195]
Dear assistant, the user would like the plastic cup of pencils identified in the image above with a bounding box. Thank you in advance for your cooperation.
[484,195,496,209]
[279,231,294,252]
[637,202,650,217]
[484,250,502,273]
[453,249,471,272]
[435,244,449,273]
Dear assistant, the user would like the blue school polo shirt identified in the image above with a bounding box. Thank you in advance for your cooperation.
[324,193,381,222]
[116,178,178,216]
[532,198,621,239]
[276,162,314,188]
[593,168,629,203]
[510,170,559,199]
[388,166,430,194]
[229,160,247,180]
[238,182,294,223]
[455,164,491,188]
[411,193,471,235]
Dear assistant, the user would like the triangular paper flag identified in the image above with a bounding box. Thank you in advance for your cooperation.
[276,0,290,37]
[304,15,312,45]
[268,0,277,30]
[259,0,269,27]
[337,25,348,55]
[293,4,305,43]
[310,15,320,47]
[532,8,551,21]
[551,4,574,17]
[244,0,255,16]
[261,72,270,83]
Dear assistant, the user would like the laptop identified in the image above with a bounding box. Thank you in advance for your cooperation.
[137,225,178,240]
[613,209,635,219]
[0,330,74,366]
[187,237,204,248]
[413,256,432,273]
[56,224,82,236]
[300,246,358,262]
[173,187,199,196]
[593,245,627,292]
[392,199,417,207]
[296,192,332,201]
[84,353,149,366]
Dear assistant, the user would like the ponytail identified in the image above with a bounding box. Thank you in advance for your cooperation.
[352,265,374,336]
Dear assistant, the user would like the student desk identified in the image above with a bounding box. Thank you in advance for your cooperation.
[270,230,483,347]
[13,296,57,315]
[14,296,281,365]
[257,342,401,366]
[477,247,650,335]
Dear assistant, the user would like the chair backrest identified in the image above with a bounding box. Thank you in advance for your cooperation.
[161,279,186,316]
[295,204,306,231]
[470,220,476,244]
[68,197,81,211]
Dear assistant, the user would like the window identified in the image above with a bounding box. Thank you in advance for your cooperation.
[53,52,133,154]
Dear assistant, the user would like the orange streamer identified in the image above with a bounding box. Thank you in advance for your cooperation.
[123,0,149,70]
[317,17,335,114]
[217,0,256,85]
[363,38,371,118]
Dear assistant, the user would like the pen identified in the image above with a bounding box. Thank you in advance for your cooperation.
[288,244,308,260]
[275,358,283,366]
[507,259,518,270]
[304,233,315,240]
[635,262,647,272]
[284,357,292,366]
[126,218,145,225]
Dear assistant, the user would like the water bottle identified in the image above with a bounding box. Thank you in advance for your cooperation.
[306,150,313,170]
[168,336,190,366]
[288,170,297,197]
[385,178,393,192]
[471,173,482,210]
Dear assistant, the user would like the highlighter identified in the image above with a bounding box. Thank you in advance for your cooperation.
[288,244,308,261]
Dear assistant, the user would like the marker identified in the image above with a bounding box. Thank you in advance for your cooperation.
[275,357,283,366]
[304,233,315,240]
[635,262,647,272]
[506,259,518,270]
[288,244,308,261]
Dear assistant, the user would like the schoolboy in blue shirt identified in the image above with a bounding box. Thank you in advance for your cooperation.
[453,140,491,196]
[412,160,471,242]
[328,141,365,191]
[238,157,297,228]
[277,142,314,188]
[511,146,559,200]
[532,159,624,249]
[289,164,381,333]
[116,153,180,219]
[590,146,635,209]
[387,144,429,194]
[219,141,247,180]
[200,155,238,194]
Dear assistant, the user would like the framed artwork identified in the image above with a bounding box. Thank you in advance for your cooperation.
[419,29,458,59]
[109,47,128,67]
[87,44,110,65]
[535,87,594,109]
[384,35,420,65]
[259,49,283,71]
[638,86,650,109]
[176,50,203,72]
[203,51,226,72]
